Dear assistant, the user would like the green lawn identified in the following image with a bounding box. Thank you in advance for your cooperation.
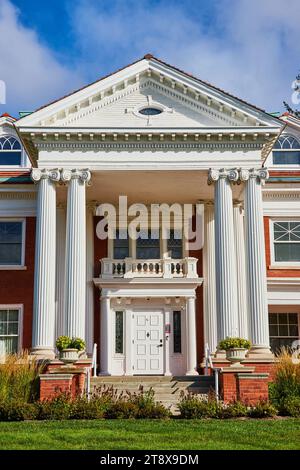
[0,419,299,450]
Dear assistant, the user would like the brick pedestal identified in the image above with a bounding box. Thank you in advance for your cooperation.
[39,360,91,401]
[219,367,270,404]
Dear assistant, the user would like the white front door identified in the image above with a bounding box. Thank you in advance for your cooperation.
[133,310,164,375]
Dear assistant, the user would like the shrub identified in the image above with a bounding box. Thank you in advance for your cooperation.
[104,400,138,419]
[36,393,72,420]
[0,400,37,421]
[219,401,248,419]
[247,400,277,418]
[70,337,85,352]
[0,351,44,403]
[178,394,221,419]
[128,388,171,419]
[218,337,251,351]
[70,396,105,420]
[269,349,300,416]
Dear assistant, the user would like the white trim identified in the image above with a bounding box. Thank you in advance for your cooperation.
[0,304,24,352]
[0,218,26,268]
[269,218,300,267]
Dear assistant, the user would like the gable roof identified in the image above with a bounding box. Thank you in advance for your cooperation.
[16,54,281,129]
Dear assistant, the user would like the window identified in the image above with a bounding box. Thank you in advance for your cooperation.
[139,107,162,116]
[173,311,182,353]
[136,229,160,259]
[269,313,299,353]
[273,221,300,263]
[273,135,300,165]
[167,229,183,259]
[0,136,22,166]
[0,309,20,356]
[115,311,124,354]
[0,221,24,265]
[113,229,129,259]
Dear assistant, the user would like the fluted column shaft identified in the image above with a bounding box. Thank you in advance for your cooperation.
[233,202,249,339]
[86,203,95,355]
[31,168,60,358]
[62,169,91,340]
[208,169,239,343]
[186,296,198,375]
[55,204,66,339]
[241,169,271,356]
[203,202,217,353]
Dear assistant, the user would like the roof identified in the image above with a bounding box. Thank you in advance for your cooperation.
[20,54,275,121]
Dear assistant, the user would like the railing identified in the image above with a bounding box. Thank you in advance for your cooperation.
[86,343,97,401]
[100,257,198,279]
[204,342,219,402]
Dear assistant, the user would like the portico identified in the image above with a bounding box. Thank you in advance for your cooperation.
[15,54,282,374]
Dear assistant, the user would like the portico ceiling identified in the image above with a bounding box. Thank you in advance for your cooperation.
[56,169,245,204]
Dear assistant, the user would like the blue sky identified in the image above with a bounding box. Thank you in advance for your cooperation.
[0,0,299,117]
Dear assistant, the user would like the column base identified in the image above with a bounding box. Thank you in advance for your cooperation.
[247,345,274,359]
[185,369,199,376]
[30,347,56,360]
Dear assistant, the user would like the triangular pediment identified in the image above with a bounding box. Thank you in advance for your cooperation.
[16,55,281,131]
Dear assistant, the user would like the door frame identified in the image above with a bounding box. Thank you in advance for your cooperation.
[131,307,165,375]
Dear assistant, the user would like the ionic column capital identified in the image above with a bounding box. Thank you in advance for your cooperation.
[239,168,269,184]
[61,168,91,183]
[208,168,239,185]
[31,168,60,183]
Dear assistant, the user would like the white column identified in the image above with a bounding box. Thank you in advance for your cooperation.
[186,296,198,375]
[164,308,172,376]
[86,203,95,355]
[208,169,239,343]
[100,296,112,375]
[61,169,91,340]
[31,168,60,358]
[241,169,272,357]
[202,201,217,353]
[233,201,249,339]
[55,204,66,340]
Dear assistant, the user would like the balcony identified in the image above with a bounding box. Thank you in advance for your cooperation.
[100,257,198,279]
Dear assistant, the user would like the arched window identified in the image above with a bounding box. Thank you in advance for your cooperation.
[0,136,22,165]
[273,135,300,165]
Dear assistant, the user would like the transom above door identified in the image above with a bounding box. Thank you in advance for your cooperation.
[133,310,164,375]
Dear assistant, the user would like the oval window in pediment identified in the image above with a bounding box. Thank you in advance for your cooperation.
[139,107,162,116]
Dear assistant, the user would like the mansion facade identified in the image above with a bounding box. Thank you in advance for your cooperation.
[0,55,299,375]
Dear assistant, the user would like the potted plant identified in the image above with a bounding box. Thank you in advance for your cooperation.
[218,337,251,366]
[56,336,86,364]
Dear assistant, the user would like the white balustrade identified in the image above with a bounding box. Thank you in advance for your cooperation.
[100,257,198,279]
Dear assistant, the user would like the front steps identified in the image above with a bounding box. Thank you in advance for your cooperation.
[90,375,215,414]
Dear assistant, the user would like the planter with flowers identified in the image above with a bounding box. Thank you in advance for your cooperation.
[56,336,86,364]
[218,337,251,366]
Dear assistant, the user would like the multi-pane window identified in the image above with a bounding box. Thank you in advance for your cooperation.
[115,311,124,354]
[167,230,183,259]
[273,221,300,262]
[0,221,23,265]
[273,135,300,165]
[136,229,160,259]
[173,311,182,353]
[269,313,299,353]
[0,309,20,356]
[113,229,129,259]
[0,136,22,166]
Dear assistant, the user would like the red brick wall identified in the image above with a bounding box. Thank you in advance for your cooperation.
[264,216,300,277]
[0,217,35,349]
[93,216,107,364]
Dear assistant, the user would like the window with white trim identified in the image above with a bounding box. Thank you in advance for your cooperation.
[0,136,22,166]
[273,135,300,165]
[269,313,299,353]
[0,221,24,266]
[272,221,300,263]
[0,309,21,355]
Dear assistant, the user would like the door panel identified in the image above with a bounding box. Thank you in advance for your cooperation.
[134,311,164,374]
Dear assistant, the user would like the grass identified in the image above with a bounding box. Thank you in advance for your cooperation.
[0,419,299,450]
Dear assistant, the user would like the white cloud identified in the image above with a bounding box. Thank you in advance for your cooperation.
[71,0,300,112]
[0,0,83,116]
